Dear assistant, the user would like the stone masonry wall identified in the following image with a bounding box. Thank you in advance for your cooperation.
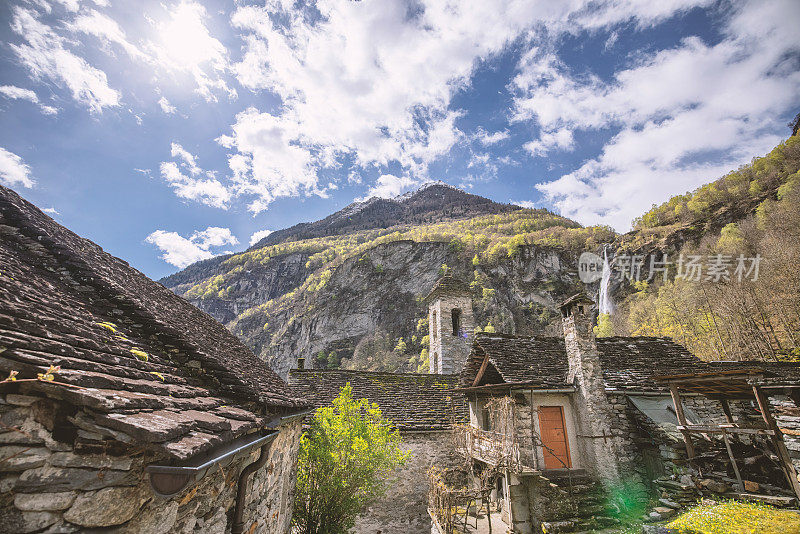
[429,296,474,375]
[351,430,460,534]
[0,393,301,534]
[770,395,800,477]
[562,310,623,483]
[604,393,763,490]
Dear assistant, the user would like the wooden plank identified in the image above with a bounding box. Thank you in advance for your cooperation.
[676,425,775,436]
[752,385,800,501]
[722,430,744,492]
[670,384,695,459]
[656,368,764,380]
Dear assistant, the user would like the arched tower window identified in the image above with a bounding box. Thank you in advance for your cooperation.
[451,308,462,336]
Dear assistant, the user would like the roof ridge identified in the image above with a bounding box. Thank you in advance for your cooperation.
[0,184,303,409]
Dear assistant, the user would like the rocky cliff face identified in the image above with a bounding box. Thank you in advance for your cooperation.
[160,184,589,378]
[178,240,581,379]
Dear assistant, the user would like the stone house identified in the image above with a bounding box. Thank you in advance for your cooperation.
[430,291,800,533]
[288,368,467,534]
[0,185,310,533]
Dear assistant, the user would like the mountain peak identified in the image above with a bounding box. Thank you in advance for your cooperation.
[248,181,519,250]
[395,180,461,200]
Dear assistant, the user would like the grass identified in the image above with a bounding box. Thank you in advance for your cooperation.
[665,501,800,533]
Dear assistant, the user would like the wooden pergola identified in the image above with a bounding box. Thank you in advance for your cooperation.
[655,368,800,501]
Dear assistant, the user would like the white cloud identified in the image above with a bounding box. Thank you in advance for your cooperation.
[10,7,120,113]
[159,161,230,209]
[357,174,419,201]
[146,226,237,268]
[474,128,510,146]
[523,127,574,156]
[159,144,232,209]
[249,229,273,246]
[516,0,800,230]
[170,142,201,175]
[158,96,176,114]
[0,84,57,115]
[68,9,147,61]
[217,108,319,213]
[512,200,538,209]
[52,0,80,12]
[190,226,239,248]
[225,1,556,210]
[147,1,234,102]
[0,85,38,102]
[0,147,34,188]
[223,0,714,211]
[42,207,60,215]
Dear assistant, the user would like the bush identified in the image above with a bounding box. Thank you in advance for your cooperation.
[666,500,800,533]
[292,385,410,534]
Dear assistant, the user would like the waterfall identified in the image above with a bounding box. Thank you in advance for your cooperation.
[599,246,614,315]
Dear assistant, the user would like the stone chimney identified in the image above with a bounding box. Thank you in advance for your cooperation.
[560,294,621,483]
[425,276,474,374]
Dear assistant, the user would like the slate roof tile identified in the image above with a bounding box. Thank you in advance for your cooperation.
[459,333,754,392]
[288,369,467,431]
[423,276,471,303]
[0,185,307,460]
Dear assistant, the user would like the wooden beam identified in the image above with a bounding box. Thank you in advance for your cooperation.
[472,353,490,387]
[720,399,735,424]
[670,384,695,460]
[752,385,800,502]
[676,425,775,436]
[722,429,744,492]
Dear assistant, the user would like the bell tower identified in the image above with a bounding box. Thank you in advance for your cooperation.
[425,276,474,374]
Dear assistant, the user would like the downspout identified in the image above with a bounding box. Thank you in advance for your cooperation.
[231,440,273,534]
[230,409,314,534]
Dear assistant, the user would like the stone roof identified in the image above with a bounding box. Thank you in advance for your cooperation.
[288,369,468,431]
[423,276,472,303]
[461,334,570,389]
[559,292,594,312]
[460,333,726,392]
[0,185,307,460]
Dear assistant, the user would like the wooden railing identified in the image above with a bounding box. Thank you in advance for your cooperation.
[428,467,492,534]
[456,424,521,471]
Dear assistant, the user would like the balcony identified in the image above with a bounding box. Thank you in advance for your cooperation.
[456,424,521,471]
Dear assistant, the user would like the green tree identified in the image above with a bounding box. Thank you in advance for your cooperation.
[326,351,338,369]
[292,384,410,534]
[594,313,613,337]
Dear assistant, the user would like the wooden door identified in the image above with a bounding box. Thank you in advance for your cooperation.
[538,406,571,469]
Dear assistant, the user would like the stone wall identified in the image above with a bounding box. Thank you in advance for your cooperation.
[604,392,768,490]
[0,393,301,534]
[562,306,624,483]
[351,430,459,534]
[770,395,800,476]
[429,295,474,375]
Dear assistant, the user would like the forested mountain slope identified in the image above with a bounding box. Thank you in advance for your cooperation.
[161,137,800,377]
[607,136,800,363]
[160,184,613,377]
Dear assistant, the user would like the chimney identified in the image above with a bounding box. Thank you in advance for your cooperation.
[559,293,621,483]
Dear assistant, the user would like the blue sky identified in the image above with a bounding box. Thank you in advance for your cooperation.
[0,0,797,279]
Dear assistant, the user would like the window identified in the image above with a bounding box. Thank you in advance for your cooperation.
[481,401,491,431]
[432,310,437,340]
[451,308,462,336]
